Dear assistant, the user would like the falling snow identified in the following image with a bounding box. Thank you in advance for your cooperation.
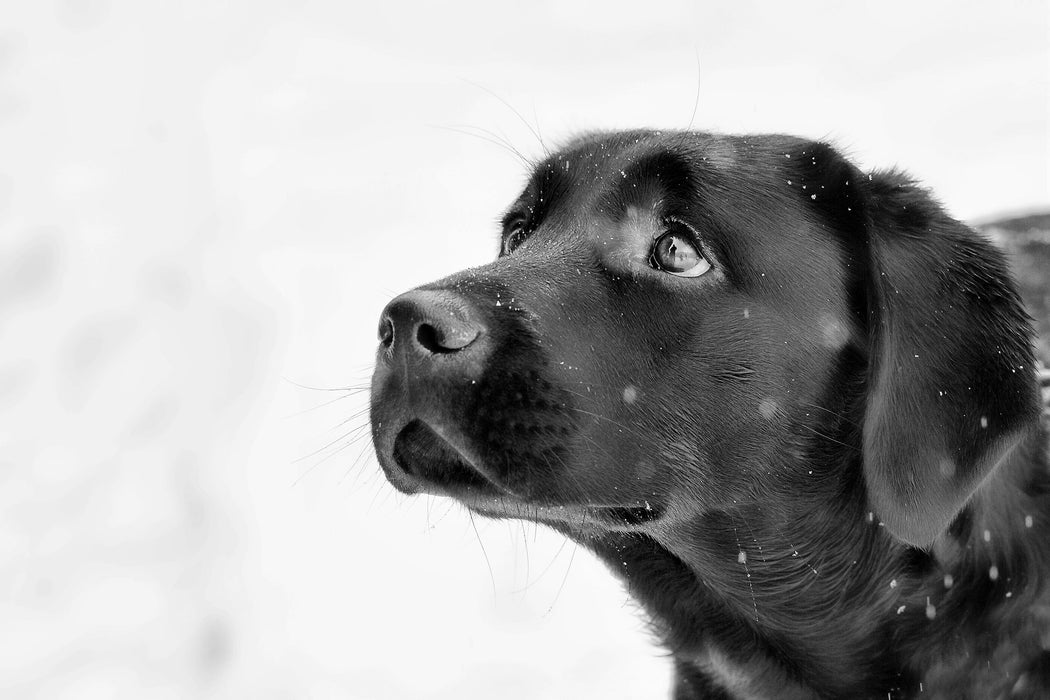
[938,459,955,478]
[819,315,848,349]
[758,398,778,420]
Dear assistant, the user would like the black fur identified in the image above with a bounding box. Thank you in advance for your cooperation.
[369,131,1050,698]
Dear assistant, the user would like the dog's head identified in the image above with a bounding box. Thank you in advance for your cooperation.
[370,130,1040,549]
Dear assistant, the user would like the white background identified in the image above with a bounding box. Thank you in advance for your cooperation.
[3,1,1047,698]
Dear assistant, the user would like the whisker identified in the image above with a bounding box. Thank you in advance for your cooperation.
[339,439,379,487]
[545,536,579,616]
[519,520,530,593]
[565,406,651,442]
[468,509,498,600]
[293,423,370,465]
[283,390,365,418]
[799,424,855,451]
[366,476,391,514]
[733,526,760,622]
[430,124,530,166]
[797,400,860,429]
[512,532,570,594]
[324,406,372,432]
[446,122,533,164]
[292,430,373,487]
[462,78,549,157]
[531,99,546,154]
[687,49,702,131]
[283,377,364,392]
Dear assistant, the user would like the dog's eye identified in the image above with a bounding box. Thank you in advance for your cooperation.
[502,220,528,255]
[649,223,711,277]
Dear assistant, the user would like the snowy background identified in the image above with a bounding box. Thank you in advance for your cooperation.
[3,1,1047,698]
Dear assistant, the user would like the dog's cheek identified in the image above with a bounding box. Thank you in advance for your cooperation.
[645,304,839,506]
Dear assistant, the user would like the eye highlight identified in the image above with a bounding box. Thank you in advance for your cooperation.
[501,219,528,255]
[648,221,711,277]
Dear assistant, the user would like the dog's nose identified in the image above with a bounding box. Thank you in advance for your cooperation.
[378,289,483,357]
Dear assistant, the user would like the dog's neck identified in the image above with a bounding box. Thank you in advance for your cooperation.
[581,420,1050,697]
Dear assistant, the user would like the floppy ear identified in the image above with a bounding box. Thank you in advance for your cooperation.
[862,171,1041,548]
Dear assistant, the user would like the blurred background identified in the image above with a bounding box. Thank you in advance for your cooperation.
[2,1,1047,698]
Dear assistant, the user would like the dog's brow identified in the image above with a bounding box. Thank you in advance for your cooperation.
[589,149,698,225]
[625,150,695,195]
[502,156,573,232]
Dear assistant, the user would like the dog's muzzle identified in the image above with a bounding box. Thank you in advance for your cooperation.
[370,289,504,494]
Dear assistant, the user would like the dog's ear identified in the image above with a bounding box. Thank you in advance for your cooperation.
[861,170,1041,548]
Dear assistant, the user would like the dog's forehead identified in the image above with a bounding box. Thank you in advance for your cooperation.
[519,131,838,255]
[547,130,732,190]
[518,131,811,221]
[511,130,857,331]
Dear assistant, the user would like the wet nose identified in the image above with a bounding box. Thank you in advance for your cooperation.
[378,289,483,358]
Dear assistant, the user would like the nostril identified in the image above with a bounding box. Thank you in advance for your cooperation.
[416,323,445,353]
[378,317,394,347]
[416,322,478,354]
[379,290,484,358]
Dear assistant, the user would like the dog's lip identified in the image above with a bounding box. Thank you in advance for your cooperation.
[389,417,521,498]
[380,414,665,529]
[462,495,665,530]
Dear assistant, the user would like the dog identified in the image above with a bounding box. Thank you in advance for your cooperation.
[369,130,1050,698]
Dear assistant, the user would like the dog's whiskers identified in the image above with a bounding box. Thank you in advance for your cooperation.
[283,377,365,393]
[797,400,860,429]
[564,406,650,442]
[293,427,372,487]
[686,48,702,132]
[467,509,498,600]
[545,534,580,617]
[283,390,366,418]
[799,424,855,451]
[340,434,382,489]
[518,520,530,591]
[433,123,533,166]
[513,533,570,595]
[733,526,761,623]
[461,78,549,157]
[292,422,370,465]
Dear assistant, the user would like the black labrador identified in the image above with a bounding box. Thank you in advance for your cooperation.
[369,130,1050,698]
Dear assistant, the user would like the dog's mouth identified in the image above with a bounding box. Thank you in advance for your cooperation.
[464,500,666,532]
[391,419,506,496]
[389,419,665,529]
